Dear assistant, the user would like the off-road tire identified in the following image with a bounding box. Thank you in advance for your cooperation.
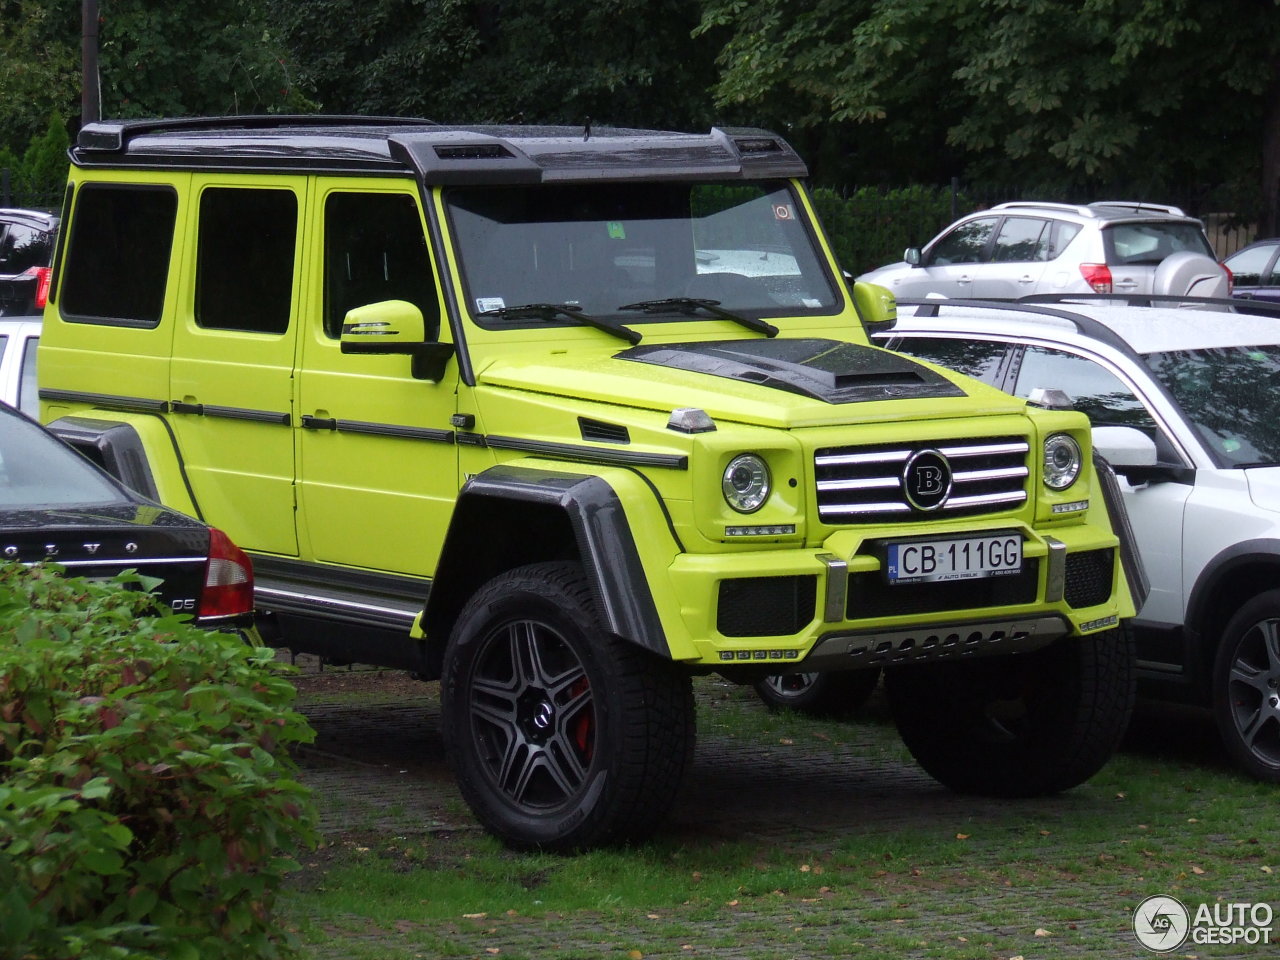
[753,668,881,718]
[1212,590,1280,783]
[885,629,1135,796]
[440,561,695,851]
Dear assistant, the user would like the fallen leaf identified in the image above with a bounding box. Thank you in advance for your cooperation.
[691,872,703,882]
[628,951,643,960]
[462,913,487,920]
[1039,830,1051,836]
[1115,792,1127,800]
[1137,824,1149,830]
[1034,928,1051,937]
[955,833,970,840]
[506,910,518,917]
[1192,866,1205,875]
[647,913,660,919]
[1262,866,1273,874]
[726,900,739,907]
[957,937,968,942]
[779,738,794,745]
[1187,817,1199,823]
[799,864,811,872]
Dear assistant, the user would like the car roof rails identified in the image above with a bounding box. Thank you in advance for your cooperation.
[75,115,439,152]
[897,296,1135,355]
[1017,292,1280,314]
[1088,201,1187,217]
[991,201,1097,218]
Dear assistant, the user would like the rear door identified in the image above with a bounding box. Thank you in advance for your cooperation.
[167,177,305,555]
[973,217,1053,298]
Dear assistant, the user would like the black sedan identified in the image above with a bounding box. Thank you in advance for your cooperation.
[0,401,254,623]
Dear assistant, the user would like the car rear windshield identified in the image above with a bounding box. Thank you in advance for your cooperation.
[0,223,53,275]
[445,180,839,326]
[1103,221,1213,266]
[1144,344,1280,466]
[0,408,129,508]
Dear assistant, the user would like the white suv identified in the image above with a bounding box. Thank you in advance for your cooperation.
[859,201,1230,301]
[869,293,1280,781]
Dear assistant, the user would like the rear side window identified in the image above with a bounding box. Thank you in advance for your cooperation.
[889,335,1009,384]
[1104,221,1213,265]
[18,337,38,415]
[197,188,298,334]
[990,217,1051,263]
[1225,243,1278,286]
[61,184,177,326]
[0,224,52,274]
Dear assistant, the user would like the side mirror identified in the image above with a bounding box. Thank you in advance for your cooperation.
[340,300,454,381]
[852,280,897,332]
[904,247,922,267]
[1091,425,1192,484]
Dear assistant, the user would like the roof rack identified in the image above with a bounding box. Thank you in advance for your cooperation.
[75,114,438,152]
[1017,292,1280,314]
[897,297,1135,354]
[991,201,1097,217]
[1088,200,1187,217]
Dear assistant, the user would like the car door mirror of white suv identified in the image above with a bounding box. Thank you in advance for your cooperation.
[904,247,922,267]
[1091,425,1190,484]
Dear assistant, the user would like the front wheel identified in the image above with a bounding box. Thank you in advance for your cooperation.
[885,629,1135,797]
[1212,590,1280,783]
[753,668,881,718]
[440,561,695,851]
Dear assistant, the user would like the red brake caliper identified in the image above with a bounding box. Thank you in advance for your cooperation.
[570,677,593,761]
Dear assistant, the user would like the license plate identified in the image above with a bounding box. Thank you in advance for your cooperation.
[886,534,1022,584]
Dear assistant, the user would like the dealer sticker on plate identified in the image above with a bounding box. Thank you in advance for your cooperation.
[886,534,1022,584]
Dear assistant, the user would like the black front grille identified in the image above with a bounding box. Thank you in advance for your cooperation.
[717,576,817,637]
[846,560,1040,619]
[815,436,1029,525]
[1065,549,1114,608]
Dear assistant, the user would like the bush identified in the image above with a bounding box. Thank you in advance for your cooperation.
[0,563,316,960]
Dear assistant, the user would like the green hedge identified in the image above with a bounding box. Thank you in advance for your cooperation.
[0,113,69,210]
[0,563,316,960]
[810,184,971,277]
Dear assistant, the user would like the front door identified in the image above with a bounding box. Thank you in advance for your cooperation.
[295,183,459,577]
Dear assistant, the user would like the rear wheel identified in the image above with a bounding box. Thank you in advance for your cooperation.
[441,561,695,851]
[753,668,881,718]
[885,630,1134,796]
[1212,590,1280,783]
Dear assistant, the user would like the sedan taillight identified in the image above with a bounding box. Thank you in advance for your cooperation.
[198,527,254,620]
[1222,262,1234,295]
[1079,263,1112,294]
[26,266,52,309]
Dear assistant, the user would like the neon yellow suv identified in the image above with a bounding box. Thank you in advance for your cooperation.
[39,117,1141,850]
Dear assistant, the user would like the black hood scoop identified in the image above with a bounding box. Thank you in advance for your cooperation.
[619,338,966,404]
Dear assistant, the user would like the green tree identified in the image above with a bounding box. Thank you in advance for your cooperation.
[698,0,1280,229]
[0,0,309,156]
[267,0,724,130]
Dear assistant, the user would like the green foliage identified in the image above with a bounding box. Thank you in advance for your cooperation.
[811,185,967,275]
[0,563,317,960]
[1,113,70,209]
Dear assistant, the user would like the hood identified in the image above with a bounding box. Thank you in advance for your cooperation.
[477,336,1026,428]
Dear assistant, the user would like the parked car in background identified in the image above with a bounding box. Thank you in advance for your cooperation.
[1223,237,1280,312]
[0,208,58,316]
[0,316,40,414]
[859,201,1230,301]
[863,293,1280,782]
[0,399,256,625]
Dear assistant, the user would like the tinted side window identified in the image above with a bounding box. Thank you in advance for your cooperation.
[1226,244,1275,286]
[324,192,438,339]
[61,185,177,326]
[889,335,1009,384]
[929,217,997,265]
[1014,346,1155,433]
[197,188,297,334]
[1047,221,1082,259]
[991,218,1050,263]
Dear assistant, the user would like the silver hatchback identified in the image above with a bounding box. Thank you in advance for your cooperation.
[859,200,1230,300]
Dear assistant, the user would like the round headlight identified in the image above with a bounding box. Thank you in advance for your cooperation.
[1043,433,1082,490]
[722,454,770,513]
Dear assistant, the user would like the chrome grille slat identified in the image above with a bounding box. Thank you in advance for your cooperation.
[815,435,1030,524]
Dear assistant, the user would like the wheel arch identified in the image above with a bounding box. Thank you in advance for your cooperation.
[424,462,671,658]
[1185,539,1280,682]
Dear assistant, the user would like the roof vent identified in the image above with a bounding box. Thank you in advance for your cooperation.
[434,143,514,160]
[734,137,783,155]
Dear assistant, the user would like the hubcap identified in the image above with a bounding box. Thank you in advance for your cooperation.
[468,619,595,810]
[1225,618,1280,767]
[764,672,819,699]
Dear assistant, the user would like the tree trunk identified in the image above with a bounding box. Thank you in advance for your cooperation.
[1262,59,1280,237]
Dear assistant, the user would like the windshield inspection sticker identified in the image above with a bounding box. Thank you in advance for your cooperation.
[607,221,626,239]
[475,297,505,312]
[772,203,794,221]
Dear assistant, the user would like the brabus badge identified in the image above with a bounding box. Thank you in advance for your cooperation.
[902,449,953,512]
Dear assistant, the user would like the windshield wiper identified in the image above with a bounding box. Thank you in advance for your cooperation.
[618,298,779,338]
[477,302,642,345]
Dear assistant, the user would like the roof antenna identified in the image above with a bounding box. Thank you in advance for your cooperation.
[583,117,592,142]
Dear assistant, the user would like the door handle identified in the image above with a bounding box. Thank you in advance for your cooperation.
[301,415,337,430]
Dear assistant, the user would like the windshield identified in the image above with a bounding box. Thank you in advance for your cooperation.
[1145,344,1280,466]
[445,180,839,328]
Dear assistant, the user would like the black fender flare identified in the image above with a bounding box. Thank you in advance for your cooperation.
[424,463,670,658]
[44,415,162,502]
